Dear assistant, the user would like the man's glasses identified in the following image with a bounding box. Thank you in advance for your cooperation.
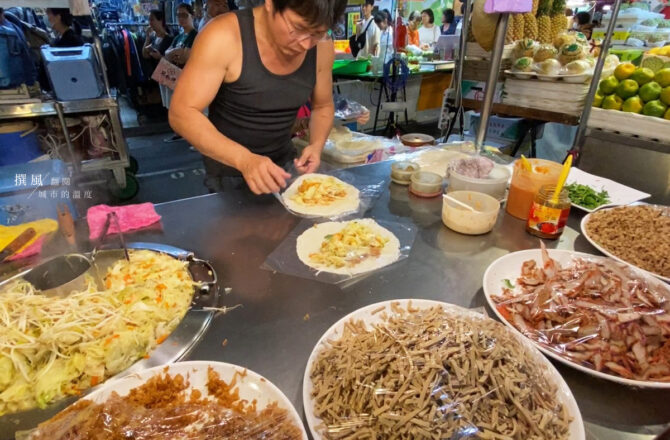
[280,12,330,43]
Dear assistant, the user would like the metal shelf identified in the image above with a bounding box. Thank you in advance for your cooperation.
[0,98,129,187]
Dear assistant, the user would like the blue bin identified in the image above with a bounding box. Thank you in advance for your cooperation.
[0,121,42,165]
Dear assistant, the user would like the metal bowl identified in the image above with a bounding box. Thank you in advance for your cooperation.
[0,242,219,438]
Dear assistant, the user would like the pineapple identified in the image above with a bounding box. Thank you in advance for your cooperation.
[506,19,515,44]
[523,13,538,40]
[537,0,553,43]
[511,14,525,42]
[551,0,568,40]
[532,0,540,15]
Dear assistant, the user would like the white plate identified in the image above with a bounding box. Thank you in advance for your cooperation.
[51,361,307,438]
[581,206,670,283]
[566,167,650,212]
[303,299,585,440]
[505,69,537,79]
[483,249,670,388]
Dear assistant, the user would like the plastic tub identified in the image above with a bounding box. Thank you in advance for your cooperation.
[391,161,420,185]
[409,171,443,198]
[0,121,41,166]
[506,158,562,220]
[446,163,510,201]
[332,59,370,75]
[442,191,501,235]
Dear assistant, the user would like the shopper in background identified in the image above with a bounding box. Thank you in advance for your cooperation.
[356,0,380,58]
[166,4,198,67]
[200,0,230,29]
[573,11,593,39]
[193,0,204,28]
[407,10,420,46]
[162,3,198,143]
[169,0,347,194]
[46,8,83,47]
[373,11,393,62]
[142,10,173,61]
[440,9,459,35]
[418,8,439,47]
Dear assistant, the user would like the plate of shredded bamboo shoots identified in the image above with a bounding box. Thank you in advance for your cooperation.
[303,299,584,440]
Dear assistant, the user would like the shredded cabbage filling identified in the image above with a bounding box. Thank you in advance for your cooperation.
[0,250,195,415]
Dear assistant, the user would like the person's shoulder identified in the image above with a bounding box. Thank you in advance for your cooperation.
[202,11,239,34]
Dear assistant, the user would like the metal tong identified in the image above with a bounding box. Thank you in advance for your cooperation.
[96,212,130,261]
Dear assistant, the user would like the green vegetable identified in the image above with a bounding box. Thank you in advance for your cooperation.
[503,279,515,289]
[565,183,610,209]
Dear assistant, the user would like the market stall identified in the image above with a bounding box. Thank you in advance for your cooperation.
[2,0,670,439]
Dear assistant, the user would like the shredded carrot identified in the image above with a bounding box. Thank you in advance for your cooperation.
[104,334,120,346]
[497,305,512,322]
[123,274,132,282]
[156,283,167,293]
[105,279,112,289]
[91,376,100,386]
[143,354,150,359]
[156,334,168,344]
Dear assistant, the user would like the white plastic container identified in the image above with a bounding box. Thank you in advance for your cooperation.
[446,163,511,201]
[442,191,501,235]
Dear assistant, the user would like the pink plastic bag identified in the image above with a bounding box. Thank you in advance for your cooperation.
[485,0,531,14]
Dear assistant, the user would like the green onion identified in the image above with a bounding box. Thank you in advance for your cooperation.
[565,183,610,209]
[503,279,515,289]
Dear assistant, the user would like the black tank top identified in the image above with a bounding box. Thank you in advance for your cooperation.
[208,8,317,162]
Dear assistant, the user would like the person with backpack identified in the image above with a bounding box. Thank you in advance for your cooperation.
[353,0,379,58]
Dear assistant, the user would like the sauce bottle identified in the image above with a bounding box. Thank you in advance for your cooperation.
[526,185,571,239]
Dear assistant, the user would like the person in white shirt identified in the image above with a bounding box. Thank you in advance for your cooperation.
[356,0,380,57]
[374,10,394,62]
[418,8,440,47]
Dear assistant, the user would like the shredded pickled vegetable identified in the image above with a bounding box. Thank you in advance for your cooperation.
[27,367,303,439]
[308,221,389,269]
[309,303,571,439]
[0,250,195,415]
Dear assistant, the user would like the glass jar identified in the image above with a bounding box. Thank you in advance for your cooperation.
[526,185,571,239]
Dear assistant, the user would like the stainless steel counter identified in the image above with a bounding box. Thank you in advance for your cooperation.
[8,161,669,439]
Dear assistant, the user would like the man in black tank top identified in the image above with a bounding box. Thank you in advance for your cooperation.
[169,0,347,194]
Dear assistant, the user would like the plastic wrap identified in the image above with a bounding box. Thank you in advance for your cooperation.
[24,362,306,440]
[333,94,369,121]
[305,300,578,439]
[277,169,388,221]
[490,246,670,385]
[262,218,416,286]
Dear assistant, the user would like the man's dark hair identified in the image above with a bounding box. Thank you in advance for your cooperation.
[177,3,194,15]
[373,12,384,26]
[364,0,375,6]
[443,8,455,23]
[149,9,167,29]
[274,0,347,29]
[382,9,392,23]
[575,11,591,25]
[421,8,434,24]
[47,8,73,26]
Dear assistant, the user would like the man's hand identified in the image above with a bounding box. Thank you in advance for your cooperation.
[294,144,321,175]
[356,109,370,125]
[239,153,291,194]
